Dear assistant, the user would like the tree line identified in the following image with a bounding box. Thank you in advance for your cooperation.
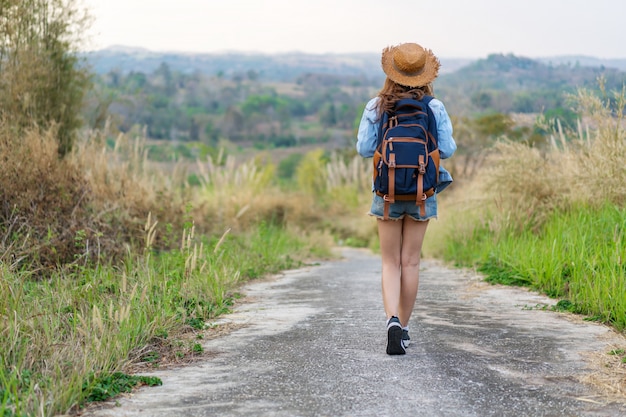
[84,62,375,155]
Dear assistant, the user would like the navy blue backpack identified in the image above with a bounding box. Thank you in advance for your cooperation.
[373,96,440,219]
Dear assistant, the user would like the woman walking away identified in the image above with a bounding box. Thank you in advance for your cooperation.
[356,43,456,355]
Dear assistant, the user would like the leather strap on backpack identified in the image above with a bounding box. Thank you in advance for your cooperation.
[417,154,425,215]
[388,153,396,204]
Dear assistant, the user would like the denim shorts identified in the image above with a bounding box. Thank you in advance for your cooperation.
[368,193,437,221]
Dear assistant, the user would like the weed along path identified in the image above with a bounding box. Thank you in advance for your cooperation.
[85,248,626,417]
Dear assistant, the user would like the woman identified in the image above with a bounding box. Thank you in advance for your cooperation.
[356,43,457,355]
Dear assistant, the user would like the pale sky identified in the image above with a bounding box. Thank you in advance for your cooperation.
[83,0,626,59]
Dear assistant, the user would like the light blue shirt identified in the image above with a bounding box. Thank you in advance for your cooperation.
[356,97,457,193]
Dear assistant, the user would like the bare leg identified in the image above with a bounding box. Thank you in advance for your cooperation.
[377,217,429,326]
[398,218,429,326]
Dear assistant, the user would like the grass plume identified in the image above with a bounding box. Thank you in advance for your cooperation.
[434,86,626,333]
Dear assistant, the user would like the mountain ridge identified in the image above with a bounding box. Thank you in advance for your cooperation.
[85,46,626,77]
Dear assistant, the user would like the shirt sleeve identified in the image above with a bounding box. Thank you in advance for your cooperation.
[429,98,457,160]
[356,97,380,158]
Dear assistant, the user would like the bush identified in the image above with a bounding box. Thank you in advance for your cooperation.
[0,127,187,270]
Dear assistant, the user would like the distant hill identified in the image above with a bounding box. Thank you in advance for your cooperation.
[436,53,626,116]
[83,47,626,118]
[83,46,472,83]
[84,46,626,79]
[537,55,626,72]
[440,53,625,91]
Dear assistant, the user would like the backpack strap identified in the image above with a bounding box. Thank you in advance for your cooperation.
[421,95,439,146]
[376,111,389,148]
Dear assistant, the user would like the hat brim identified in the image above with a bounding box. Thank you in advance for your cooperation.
[381,45,440,88]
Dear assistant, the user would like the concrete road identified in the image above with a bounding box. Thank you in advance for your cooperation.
[85,248,626,417]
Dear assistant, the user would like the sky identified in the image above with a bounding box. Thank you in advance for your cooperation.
[83,0,626,59]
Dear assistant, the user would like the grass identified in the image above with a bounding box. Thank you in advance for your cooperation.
[0,221,320,416]
[3,79,625,415]
[83,373,162,403]
[445,203,626,330]
[0,123,368,415]
[434,87,626,332]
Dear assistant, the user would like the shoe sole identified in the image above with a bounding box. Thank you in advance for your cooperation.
[386,325,406,355]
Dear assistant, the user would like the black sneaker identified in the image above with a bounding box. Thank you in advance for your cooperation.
[402,329,411,348]
[386,317,406,355]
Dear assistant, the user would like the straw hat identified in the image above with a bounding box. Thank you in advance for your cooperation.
[381,43,440,87]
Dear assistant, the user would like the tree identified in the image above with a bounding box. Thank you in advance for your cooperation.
[220,106,244,140]
[319,102,337,127]
[471,91,493,110]
[474,113,515,138]
[0,0,91,156]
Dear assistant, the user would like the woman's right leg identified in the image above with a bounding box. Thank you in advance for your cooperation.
[397,218,429,327]
[378,218,412,355]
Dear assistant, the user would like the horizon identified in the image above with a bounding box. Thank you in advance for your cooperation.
[88,44,626,62]
[83,0,626,60]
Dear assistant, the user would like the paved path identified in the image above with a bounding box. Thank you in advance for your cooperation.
[85,248,626,417]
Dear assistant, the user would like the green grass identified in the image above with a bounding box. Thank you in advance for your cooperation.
[443,203,626,331]
[0,222,316,417]
[83,372,162,403]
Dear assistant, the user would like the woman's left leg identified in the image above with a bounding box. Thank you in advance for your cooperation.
[398,218,429,327]
[377,218,404,320]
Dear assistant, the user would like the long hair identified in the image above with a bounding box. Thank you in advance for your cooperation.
[375,78,434,119]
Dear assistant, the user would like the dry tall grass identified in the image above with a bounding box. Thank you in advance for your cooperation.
[1,121,367,271]
[0,124,92,269]
[425,87,626,257]
[193,150,286,232]
[476,88,624,230]
[323,152,377,246]
[69,132,187,245]
[0,126,187,270]
[190,148,376,247]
